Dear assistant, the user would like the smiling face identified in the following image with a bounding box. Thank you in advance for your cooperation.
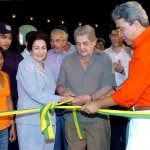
[30,39,47,63]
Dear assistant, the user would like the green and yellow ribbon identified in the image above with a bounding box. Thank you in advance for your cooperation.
[73,109,84,140]
[40,102,55,141]
[1,99,150,141]
[40,98,74,141]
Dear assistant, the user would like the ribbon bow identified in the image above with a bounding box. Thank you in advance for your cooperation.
[40,102,55,141]
[40,98,75,141]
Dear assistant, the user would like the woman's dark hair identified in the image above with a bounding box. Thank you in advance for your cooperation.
[27,31,50,51]
[25,31,36,42]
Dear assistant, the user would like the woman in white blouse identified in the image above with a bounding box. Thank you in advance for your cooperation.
[16,31,65,150]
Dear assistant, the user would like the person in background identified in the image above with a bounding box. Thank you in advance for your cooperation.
[95,37,106,51]
[81,1,150,150]
[44,29,68,82]
[104,23,131,150]
[16,31,67,150]
[21,31,36,59]
[0,22,22,150]
[104,24,131,85]
[0,48,16,150]
[54,24,76,54]
[0,23,23,110]
[45,27,76,150]
[56,24,116,150]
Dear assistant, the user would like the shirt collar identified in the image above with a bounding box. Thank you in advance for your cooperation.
[133,26,150,51]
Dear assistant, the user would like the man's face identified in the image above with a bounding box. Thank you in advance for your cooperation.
[96,41,105,51]
[75,34,96,57]
[50,32,66,53]
[109,30,123,47]
[115,18,137,42]
[0,33,12,51]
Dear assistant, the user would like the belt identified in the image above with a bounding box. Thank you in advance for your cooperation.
[130,106,150,111]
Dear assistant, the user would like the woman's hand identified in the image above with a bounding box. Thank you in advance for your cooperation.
[9,123,16,142]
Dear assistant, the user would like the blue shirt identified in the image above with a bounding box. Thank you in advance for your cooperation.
[44,49,69,82]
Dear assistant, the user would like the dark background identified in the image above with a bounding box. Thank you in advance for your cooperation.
[0,0,149,47]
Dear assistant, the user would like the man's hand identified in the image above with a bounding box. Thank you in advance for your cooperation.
[81,100,100,114]
[72,95,91,106]
[113,59,124,73]
[57,85,75,97]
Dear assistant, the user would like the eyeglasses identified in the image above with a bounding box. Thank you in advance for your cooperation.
[117,21,134,33]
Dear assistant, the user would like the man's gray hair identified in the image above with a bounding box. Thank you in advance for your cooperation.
[111,1,149,27]
[74,24,96,42]
[51,29,66,40]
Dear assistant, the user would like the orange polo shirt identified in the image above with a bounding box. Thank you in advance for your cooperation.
[112,26,150,108]
[0,71,12,130]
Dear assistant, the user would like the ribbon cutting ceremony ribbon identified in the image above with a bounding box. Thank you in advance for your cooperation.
[1,98,150,141]
[39,98,74,141]
[73,109,84,139]
[40,102,55,141]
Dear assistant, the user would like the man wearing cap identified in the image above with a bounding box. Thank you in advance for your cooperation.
[0,23,13,51]
[0,22,23,108]
[0,22,23,150]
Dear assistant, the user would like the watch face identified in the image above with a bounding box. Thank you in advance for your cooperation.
[120,68,124,73]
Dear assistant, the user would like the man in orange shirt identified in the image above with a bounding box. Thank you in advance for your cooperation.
[80,1,150,150]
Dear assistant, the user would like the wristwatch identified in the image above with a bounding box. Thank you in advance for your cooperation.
[119,68,124,74]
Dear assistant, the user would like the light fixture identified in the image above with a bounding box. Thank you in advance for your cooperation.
[12,14,16,19]
[95,24,99,28]
[61,20,65,24]
[47,19,50,23]
[78,22,82,26]
[30,17,34,21]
